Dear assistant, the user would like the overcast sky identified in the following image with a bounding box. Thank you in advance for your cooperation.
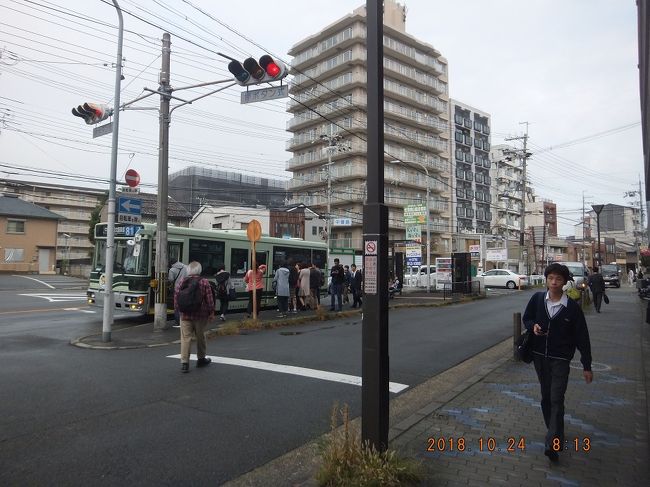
[0,0,643,236]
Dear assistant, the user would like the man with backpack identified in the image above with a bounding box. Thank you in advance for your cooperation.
[168,260,188,326]
[175,261,214,373]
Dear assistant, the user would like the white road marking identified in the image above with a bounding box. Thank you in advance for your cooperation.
[166,354,409,393]
[14,275,55,289]
[19,293,87,303]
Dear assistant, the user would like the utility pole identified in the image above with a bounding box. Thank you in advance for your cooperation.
[153,32,171,331]
[505,122,530,275]
[101,0,124,343]
[320,134,345,267]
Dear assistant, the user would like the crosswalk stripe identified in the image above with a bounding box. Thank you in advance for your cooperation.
[166,354,409,393]
[19,293,87,303]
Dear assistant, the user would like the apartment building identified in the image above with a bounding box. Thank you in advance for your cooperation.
[285,0,451,254]
[0,179,105,268]
[490,144,524,242]
[527,200,558,237]
[449,99,492,236]
[168,166,288,217]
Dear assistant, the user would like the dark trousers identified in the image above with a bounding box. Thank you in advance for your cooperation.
[330,282,343,311]
[592,291,603,312]
[352,288,362,308]
[311,287,320,305]
[247,290,263,315]
[219,298,229,316]
[277,295,288,313]
[533,355,570,450]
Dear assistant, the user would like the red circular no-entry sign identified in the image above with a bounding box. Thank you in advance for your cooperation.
[125,169,140,188]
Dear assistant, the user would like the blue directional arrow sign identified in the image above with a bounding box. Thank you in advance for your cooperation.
[117,196,142,223]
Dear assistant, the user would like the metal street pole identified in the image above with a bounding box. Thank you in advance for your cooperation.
[102,0,123,342]
[153,32,171,331]
[592,204,604,268]
[362,0,389,451]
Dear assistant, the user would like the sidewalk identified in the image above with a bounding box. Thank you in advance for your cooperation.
[389,287,650,485]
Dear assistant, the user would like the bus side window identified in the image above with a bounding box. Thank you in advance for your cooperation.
[231,248,248,277]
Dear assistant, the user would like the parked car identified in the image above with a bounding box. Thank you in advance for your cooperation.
[600,264,621,288]
[481,269,528,289]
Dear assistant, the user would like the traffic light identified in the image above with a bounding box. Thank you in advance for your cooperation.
[71,103,113,125]
[227,55,288,86]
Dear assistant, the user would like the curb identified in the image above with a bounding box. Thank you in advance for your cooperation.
[69,296,487,350]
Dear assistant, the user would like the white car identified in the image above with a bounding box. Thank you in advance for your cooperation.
[481,269,528,289]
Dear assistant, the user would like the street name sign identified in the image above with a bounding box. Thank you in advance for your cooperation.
[92,121,113,139]
[333,218,352,226]
[241,85,289,104]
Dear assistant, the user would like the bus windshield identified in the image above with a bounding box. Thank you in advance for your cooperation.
[94,239,150,275]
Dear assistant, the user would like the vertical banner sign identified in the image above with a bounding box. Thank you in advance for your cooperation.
[405,225,422,243]
[364,240,378,295]
[469,244,481,260]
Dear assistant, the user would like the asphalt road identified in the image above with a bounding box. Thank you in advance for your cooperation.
[0,274,539,486]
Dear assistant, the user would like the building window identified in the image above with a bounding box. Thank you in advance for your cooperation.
[7,220,25,234]
[312,226,318,236]
[4,248,24,262]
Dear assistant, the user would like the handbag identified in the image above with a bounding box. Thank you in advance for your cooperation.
[603,293,609,304]
[516,330,534,363]
[228,287,237,300]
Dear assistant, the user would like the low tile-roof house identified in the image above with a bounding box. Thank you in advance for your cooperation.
[0,194,63,273]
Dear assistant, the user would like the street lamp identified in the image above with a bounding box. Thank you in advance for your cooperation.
[390,160,431,293]
[62,233,71,275]
[592,204,604,268]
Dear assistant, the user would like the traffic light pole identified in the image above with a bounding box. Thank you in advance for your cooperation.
[101,0,124,342]
[362,0,389,452]
[151,35,236,330]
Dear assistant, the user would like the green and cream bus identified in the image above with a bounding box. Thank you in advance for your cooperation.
[87,222,328,316]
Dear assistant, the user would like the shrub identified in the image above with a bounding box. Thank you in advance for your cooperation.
[316,403,422,486]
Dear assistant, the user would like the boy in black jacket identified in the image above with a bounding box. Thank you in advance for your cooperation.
[523,263,593,463]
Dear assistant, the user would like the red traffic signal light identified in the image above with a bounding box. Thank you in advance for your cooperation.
[227,55,288,86]
[71,103,112,125]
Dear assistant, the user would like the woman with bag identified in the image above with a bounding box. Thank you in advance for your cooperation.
[215,265,234,321]
[244,263,266,318]
[298,262,312,310]
[522,263,593,463]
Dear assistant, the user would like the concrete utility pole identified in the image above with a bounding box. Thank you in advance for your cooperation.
[505,123,530,274]
[153,32,171,331]
[320,134,345,266]
[101,0,124,342]
[362,0,389,452]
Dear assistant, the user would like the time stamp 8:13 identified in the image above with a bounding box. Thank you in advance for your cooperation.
[426,436,592,453]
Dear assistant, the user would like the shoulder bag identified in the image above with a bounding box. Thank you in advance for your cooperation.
[516,330,534,363]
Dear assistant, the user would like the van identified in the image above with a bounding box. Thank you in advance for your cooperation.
[557,261,589,289]
[600,264,621,288]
